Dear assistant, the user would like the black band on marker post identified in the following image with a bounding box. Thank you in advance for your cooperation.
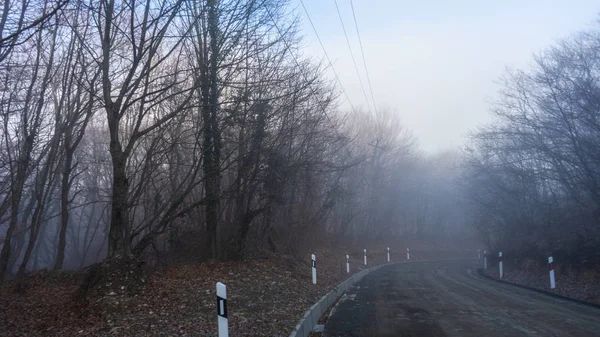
[217,296,228,318]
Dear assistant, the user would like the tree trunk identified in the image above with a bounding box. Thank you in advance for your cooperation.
[204,0,221,259]
[0,186,24,279]
[54,151,73,270]
[18,141,61,277]
[17,208,42,277]
[108,147,130,256]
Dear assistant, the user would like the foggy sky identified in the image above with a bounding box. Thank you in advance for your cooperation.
[299,0,600,152]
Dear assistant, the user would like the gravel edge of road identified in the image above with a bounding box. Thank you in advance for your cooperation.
[476,268,600,310]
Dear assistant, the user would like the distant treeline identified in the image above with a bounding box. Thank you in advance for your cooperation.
[464,22,600,269]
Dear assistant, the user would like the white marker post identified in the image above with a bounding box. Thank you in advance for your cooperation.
[484,250,487,269]
[406,248,410,260]
[346,254,350,274]
[498,252,503,279]
[364,249,367,266]
[548,256,556,289]
[311,254,317,285]
[387,247,390,262]
[216,282,228,337]
[478,249,481,261]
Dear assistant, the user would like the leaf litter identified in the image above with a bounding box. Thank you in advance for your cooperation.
[0,246,392,337]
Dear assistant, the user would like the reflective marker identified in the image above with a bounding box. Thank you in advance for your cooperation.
[346,254,350,274]
[216,282,228,337]
[548,256,556,289]
[498,252,503,279]
[311,254,317,285]
[387,247,390,262]
[484,250,487,269]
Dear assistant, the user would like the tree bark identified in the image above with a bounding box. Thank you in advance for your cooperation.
[54,150,73,269]
[204,0,221,260]
[108,146,130,256]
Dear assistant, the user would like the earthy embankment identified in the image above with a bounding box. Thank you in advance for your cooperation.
[482,263,600,305]
[0,242,475,337]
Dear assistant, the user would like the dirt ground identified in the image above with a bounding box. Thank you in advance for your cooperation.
[0,246,395,337]
[482,263,600,305]
[324,259,600,337]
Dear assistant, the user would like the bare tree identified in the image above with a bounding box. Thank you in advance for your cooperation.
[54,1,99,269]
[0,0,67,63]
[0,0,477,279]
[0,10,59,278]
[465,24,600,265]
[92,0,197,257]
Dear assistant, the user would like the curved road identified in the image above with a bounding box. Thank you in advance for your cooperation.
[324,259,600,337]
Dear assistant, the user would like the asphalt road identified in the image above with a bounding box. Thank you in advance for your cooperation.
[324,259,600,337]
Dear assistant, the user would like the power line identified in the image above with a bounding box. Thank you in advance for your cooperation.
[263,3,359,160]
[298,0,357,114]
[261,4,354,125]
[350,0,379,116]
[333,0,371,111]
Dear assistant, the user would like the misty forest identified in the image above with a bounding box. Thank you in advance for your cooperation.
[1,0,600,336]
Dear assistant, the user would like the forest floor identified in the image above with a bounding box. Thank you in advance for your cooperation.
[0,240,475,337]
[482,263,600,305]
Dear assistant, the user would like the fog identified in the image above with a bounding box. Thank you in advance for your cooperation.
[300,0,600,152]
[0,0,599,281]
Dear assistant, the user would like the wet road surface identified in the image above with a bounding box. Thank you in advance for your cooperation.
[324,259,600,337]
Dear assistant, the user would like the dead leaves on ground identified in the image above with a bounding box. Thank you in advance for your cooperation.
[484,266,600,304]
[0,243,471,336]
[0,249,385,337]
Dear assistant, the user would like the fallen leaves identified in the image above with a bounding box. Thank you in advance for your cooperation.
[0,250,372,336]
[0,242,473,336]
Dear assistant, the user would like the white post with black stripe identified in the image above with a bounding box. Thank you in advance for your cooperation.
[216,282,228,337]
[346,254,350,274]
[498,252,503,279]
[406,248,410,260]
[548,256,556,289]
[387,247,390,262]
[484,250,487,269]
[364,249,367,266]
[311,254,317,285]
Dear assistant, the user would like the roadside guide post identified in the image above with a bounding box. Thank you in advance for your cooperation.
[346,254,350,274]
[484,250,488,269]
[549,256,556,289]
[499,252,503,279]
[216,282,228,337]
[311,254,317,285]
[406,248,410,260]
[387,247,390,262]
[364,249,367,266]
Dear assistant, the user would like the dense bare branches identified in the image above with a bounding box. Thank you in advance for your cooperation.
[465,26,600,266]
[0,0,470,279]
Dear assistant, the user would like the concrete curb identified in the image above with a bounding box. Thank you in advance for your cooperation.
[288,263,392,337]
[476,268,600,310]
